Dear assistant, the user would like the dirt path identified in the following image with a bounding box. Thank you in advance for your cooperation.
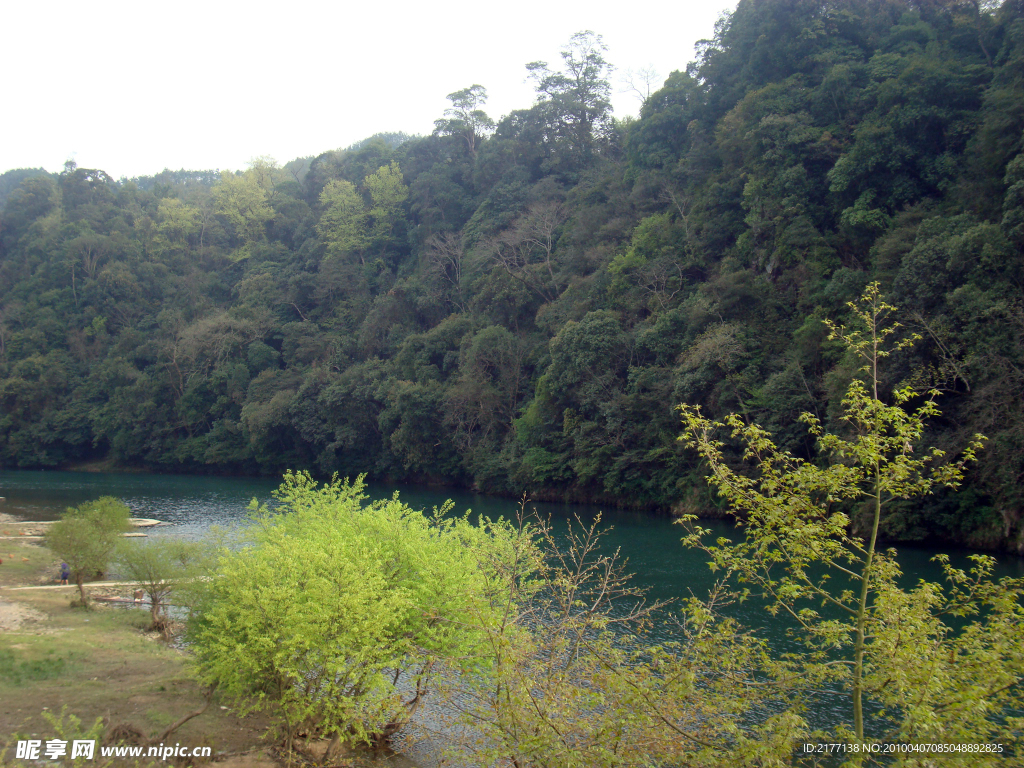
[0,595,47,631]
[2,580,140,591]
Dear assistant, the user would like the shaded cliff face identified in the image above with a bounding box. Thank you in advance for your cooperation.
[1,2,1023,549]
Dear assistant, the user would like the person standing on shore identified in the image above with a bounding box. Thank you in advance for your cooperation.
[59,562,69,585]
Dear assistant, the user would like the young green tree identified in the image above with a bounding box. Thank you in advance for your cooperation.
[115,537,206,631]
[679,284,1024,761]
[211,169,273,261]
[445,512,802,768]
[317,178,368,262]
[154,197,202,254]
[187,471,537,756]
[364,161,408,253]
[526,31,613,168]
[46,497,132,605]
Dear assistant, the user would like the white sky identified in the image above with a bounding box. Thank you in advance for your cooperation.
[1,0,736,180]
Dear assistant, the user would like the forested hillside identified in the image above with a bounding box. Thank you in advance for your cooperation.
[2,0,1023,550]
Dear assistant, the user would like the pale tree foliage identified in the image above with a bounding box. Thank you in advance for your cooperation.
[679,284,1024,764]
[444,325,531,449]
[162,311,267,402]
[67,232,112,280]
[635,257,684,310]
[681,322,746,376]
[211,169,273,261]
[116,537,208,633]
[63,232,112,306]
[678,321,752,415]
[246,155,284,201]
[423,231,467,311]
[485,201,568,303]
[154,197,201,250]
[318,178,368,262]
[318,164,408,263]
[365,161,408,247]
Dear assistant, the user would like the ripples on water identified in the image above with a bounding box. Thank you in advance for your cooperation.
[0,470,282,538]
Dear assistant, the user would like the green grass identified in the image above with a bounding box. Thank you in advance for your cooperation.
[0,543,57,587]
[0,647,72,684]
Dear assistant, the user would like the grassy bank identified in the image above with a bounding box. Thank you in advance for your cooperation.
[0,540,399,767]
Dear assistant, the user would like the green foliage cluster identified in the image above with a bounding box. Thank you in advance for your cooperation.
[675,286,1024,764]
[187,471,538,751]
[45,496,131,603]
[2,4,1024,549]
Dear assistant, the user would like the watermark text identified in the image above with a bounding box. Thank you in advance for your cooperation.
[16,740,212,761]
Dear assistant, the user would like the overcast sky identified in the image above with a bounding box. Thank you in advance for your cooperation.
[2,0,737,180]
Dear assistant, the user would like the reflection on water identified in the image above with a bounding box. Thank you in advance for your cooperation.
[2,469,1021,764]
[0,470,281,538]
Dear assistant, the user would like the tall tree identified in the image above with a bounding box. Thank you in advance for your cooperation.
[526,31,614,169]
[433,84,495,157]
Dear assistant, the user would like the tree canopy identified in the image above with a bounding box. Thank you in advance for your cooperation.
[46,496,132,603]
[3,4,1024,550]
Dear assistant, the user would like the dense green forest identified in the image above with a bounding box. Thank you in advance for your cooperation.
[2,0,1023,550]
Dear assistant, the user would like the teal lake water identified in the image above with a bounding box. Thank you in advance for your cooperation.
[4,467,1021,602]
[3,467,1022,754]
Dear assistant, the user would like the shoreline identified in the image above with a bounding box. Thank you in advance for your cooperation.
[0,518,168,540]
[4,463,1021,557]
